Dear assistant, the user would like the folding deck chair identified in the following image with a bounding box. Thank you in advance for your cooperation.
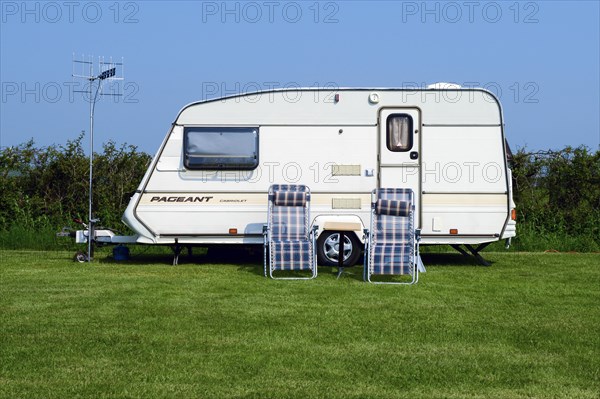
[263,184,318,279]
[364,188,421,284]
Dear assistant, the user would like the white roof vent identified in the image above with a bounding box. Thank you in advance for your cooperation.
[427,82,462,89]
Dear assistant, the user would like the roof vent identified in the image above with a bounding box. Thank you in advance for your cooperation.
[427,82,462,89]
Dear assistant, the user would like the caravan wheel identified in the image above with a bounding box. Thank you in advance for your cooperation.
[316,231,361,267]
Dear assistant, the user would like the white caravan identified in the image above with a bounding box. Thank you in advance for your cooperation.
[120,86,516,265]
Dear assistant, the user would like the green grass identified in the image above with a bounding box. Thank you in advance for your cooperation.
[1,250,599,399]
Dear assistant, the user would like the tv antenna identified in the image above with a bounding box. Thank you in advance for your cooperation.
[72,54,125,262]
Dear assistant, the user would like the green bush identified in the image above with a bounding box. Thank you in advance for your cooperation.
[1,137,599,252]
[510,146,600,251]
[0,134,151,248]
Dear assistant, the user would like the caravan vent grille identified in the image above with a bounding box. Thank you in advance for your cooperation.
[332,198,362,209]
[331,164,361,176]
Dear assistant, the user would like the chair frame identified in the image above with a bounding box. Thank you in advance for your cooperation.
[364,188,421,285]
[263,184,318,280]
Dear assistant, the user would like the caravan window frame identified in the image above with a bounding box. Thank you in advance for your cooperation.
[183,126,259,171]
[386,114,413,152]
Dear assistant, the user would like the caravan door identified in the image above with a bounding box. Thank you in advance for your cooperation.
[379,108,421,227]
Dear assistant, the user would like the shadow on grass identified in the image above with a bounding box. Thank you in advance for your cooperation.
[421,252,490,267]
[94,245,493,275]
[97,245,264,271]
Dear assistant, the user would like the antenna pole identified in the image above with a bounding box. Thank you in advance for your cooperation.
[88,71,93,262]
[87,76,97,261]
[72,54,124,262]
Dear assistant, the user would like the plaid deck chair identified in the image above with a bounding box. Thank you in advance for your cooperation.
[263,184,317,279]
[364,188,420,284]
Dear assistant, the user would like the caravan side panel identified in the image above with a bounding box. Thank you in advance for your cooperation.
[123,88,513,246]
[421,125,508,242]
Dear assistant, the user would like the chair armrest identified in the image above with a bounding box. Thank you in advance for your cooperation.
[362,228,370,281]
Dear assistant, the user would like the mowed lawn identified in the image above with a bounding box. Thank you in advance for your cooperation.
[0,250,598,399]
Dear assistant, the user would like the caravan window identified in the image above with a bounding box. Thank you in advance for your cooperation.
[386,114,413,152]
[183,127,259,170]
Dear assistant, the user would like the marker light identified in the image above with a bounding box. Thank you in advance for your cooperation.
[369,93,380,104]
[511,209,517,221]
[449,229,458,235]
[229,228,238,235]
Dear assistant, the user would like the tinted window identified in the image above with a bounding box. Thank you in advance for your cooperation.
[184,127,259,170]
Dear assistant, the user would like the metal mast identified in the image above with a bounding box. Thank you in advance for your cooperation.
[72,55,124,261]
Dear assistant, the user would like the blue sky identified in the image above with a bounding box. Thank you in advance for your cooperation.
[1,0,599,154]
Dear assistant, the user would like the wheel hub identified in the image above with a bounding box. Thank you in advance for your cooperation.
[323,233,353,263]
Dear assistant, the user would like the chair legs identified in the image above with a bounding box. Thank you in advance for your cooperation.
[264,232,318,280]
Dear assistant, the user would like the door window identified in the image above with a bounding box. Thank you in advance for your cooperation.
[386,114,413,152]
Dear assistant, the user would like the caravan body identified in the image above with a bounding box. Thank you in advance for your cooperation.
[122,87,516,264]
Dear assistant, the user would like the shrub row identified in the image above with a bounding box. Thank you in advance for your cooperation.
[0,134,151,236]
[1,136,598,251]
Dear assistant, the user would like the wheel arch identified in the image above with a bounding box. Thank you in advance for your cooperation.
[312,214,366,244]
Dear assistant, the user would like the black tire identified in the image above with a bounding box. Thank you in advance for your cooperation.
[316,231,362,267]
